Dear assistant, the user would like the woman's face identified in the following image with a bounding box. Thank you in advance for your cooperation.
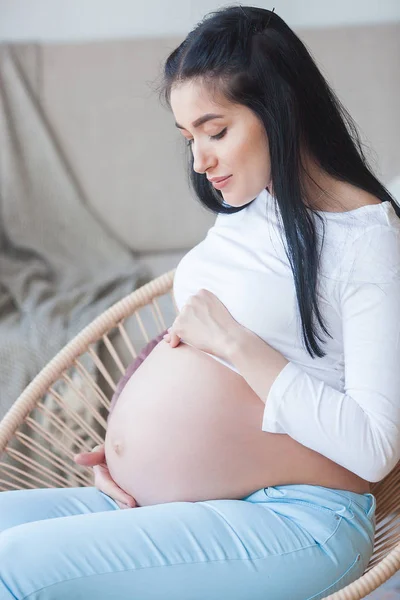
[170,80,272,207]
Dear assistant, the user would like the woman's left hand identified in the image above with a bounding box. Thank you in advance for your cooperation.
[164,289,241,360]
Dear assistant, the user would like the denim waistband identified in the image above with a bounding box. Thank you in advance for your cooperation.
[244,483,376,522]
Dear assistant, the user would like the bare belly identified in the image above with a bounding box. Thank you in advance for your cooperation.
[105,341,369,506]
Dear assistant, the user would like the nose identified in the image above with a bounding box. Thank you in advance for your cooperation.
[192,144,217,175]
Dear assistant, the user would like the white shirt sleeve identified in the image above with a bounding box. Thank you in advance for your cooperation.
[262,225,400,482]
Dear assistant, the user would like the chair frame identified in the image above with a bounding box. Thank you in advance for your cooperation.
[1,268,399,599]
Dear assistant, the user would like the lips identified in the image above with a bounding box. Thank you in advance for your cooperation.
[208,175,231,183]
[210,175,232,190]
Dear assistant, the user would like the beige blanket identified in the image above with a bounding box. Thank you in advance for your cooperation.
[0,45,147,420]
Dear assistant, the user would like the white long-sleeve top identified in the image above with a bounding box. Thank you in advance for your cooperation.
[173,188,400,482]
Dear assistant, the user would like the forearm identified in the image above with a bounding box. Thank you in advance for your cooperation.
[226,326,289,404]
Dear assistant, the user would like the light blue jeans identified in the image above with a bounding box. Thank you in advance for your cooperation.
[0,483,375,600]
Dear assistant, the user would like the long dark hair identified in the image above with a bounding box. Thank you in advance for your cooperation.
[156,5,400,359]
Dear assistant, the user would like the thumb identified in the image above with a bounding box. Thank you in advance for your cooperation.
[169,332,181,348]
[74,445,105,466]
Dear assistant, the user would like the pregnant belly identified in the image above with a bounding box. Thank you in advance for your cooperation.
[105,341,368,506]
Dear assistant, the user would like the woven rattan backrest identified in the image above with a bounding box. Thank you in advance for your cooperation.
[0,270,176,490]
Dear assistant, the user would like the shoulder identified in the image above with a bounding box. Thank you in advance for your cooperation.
[314,181,400,283]
[330,222,400,284]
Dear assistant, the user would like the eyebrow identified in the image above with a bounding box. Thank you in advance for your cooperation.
[174,113,225,130]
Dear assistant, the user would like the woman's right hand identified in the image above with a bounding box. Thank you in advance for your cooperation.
[73,444,137,510]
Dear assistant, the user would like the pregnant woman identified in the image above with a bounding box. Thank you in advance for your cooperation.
[1,6,400,600]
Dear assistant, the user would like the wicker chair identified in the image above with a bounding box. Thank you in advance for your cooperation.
[1,269,399,600]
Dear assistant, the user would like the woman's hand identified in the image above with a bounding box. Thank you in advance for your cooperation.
[163,289,242,360]
[73,444,137,510]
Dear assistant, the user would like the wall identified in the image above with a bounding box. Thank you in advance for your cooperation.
[1,0,400,42]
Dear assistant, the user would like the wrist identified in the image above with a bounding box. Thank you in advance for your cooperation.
[224,324,252,363]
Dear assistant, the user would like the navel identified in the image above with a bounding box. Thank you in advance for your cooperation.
[112,438,124,455]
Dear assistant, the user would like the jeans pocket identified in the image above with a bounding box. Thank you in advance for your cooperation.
[264,488,343,546]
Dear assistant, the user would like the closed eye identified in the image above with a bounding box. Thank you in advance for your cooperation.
[186,127,227,147]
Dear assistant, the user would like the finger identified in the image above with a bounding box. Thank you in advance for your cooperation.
[94,466,136,507]
[170,332,181,348]
[97,478,137,507]
[101,483,137,508]
[163,333,171,342]
[74,450,105,466]
[115,499,136,510]
[74,446,105,466]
